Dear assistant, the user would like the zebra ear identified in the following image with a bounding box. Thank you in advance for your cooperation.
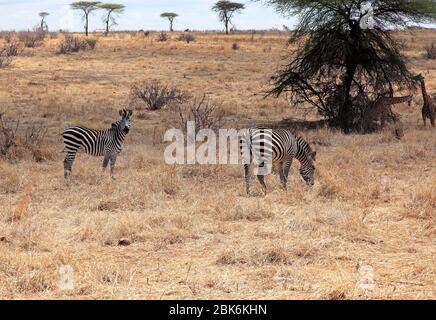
[311,151,317,161]
[128,110,133,116]
[119,110,124,117]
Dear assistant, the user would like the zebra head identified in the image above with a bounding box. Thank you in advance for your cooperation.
[116,109,133,134]
[300,151,316,186]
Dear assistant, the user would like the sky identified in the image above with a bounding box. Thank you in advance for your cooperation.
[0,0,299,31]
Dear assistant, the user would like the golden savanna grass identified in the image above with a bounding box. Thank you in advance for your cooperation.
[0,30,435,299]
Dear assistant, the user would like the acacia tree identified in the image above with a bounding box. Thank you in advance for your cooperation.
[258,0,436,133]
[38,12,49,31]
[99,3,125,34]
[212,1,245,34]
[71,1,101,36]
[160,12,178,32]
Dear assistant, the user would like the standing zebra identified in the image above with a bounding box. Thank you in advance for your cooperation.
[239,128,316,194]
[62,109,133,179]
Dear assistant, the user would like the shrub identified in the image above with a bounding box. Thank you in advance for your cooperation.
[0,31,15,43]
[131,80,189,111]
[0,114,18,155]
[3,41,22,56]
[24,124,47,146]
[0,41,18,68]
[177,33,195,43]
[424,42,436,59]
[173,94,225,132]
[232,42,240,50]
[17,27,45,48]
[0,49,12,68]
[84,38,97,50]
[157,32,168,42]
[0,114,49,161]
[57,35,97,54]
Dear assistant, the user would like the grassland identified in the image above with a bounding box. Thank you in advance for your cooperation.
[0,30,434,299]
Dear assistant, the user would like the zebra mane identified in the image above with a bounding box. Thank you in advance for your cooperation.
[297,136,315,163]
[111,120,122,129]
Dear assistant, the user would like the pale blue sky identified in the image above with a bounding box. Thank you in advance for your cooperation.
[0,0,298,31]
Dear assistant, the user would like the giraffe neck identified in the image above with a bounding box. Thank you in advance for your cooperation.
[421,80,430,103]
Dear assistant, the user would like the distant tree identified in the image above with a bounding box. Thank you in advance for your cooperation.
[160,12,178,32]
[282,24,291,32]
[99,3,125,34]
[70,1,102,36]
[212,1,245,35]
[39,12,50,31]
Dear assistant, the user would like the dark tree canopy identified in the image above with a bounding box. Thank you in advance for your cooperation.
[212,1,245,34]
[160,12,179,32]
[258,0,436,132]
[99,3,125,34]
[71,1,102,36]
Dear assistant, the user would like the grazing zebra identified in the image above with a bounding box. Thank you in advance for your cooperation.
[62,109,133,179]
[239,128,316,194]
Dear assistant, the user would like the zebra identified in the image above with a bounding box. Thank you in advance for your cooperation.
[62,109,133,179]
[239,128,316,194]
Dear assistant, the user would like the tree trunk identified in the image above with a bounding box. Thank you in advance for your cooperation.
[170,20,174,32]
[225,20,229,35]
[339,21,359,133]
[340,61,357,134]
[106,10,114,35]
[85,13,89,36]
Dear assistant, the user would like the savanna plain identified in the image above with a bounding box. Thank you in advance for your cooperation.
[0,30,434,299]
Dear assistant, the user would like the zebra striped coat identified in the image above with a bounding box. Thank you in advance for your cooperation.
[62,109,133,179]
[239,128,316,194]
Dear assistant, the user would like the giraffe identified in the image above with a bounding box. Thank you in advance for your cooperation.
[363,95,413,133]
[416,74,435,127]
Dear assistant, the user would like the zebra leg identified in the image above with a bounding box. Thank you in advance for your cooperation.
[282,159,293,191]
[257,174,267,194]
[278,162,286,189]
[110,154,118,180]
[64,152,76,179]
[244,164,250,195]
[102,153,111,172]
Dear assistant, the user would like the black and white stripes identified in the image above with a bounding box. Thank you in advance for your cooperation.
[239,128,316,194]
[62,109,133,179]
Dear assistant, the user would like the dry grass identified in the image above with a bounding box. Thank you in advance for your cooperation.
[0,30,435,300]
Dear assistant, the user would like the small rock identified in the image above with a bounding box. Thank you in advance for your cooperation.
[0,236,5,242]
[118,238,131,246]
